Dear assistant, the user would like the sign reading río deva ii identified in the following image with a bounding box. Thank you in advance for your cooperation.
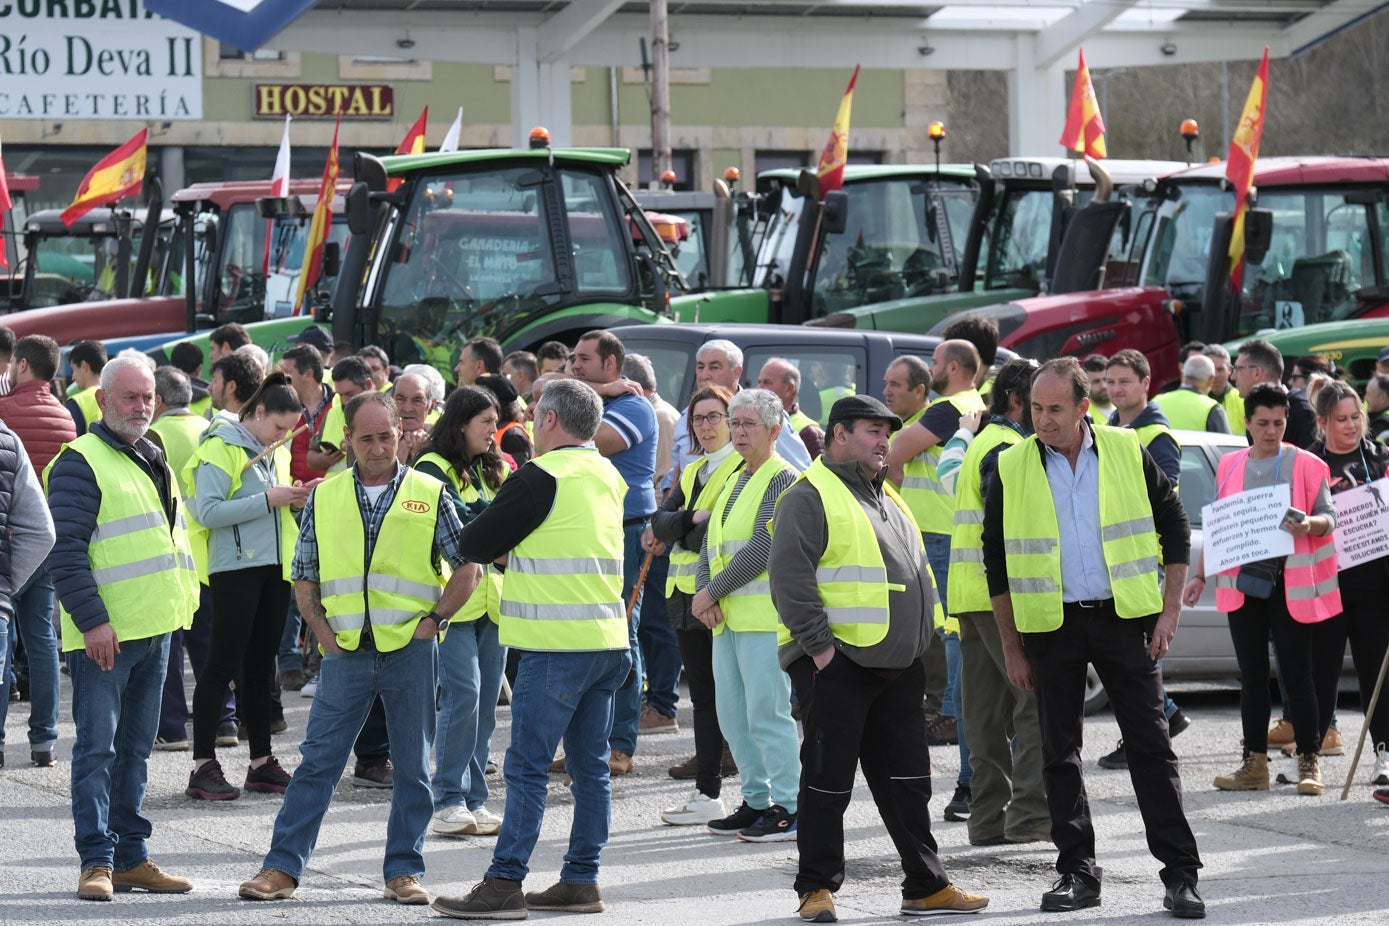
[0,0,201,120]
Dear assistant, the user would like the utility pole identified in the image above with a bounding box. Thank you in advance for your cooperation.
[649,0,672,189]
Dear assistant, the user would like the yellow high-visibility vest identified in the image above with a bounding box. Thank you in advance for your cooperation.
[996,426,1163,633]
[185,432,297,583]
[665,451,744,597]
[70,387,102,433]
[44,433,199,652]
[1153,388,1219,431]
[314,468,446,652]
[415,450,505,624]
[947,421,1023,615]
[498,448,630,651]
[898,388,986,535]
[705,454,793,639]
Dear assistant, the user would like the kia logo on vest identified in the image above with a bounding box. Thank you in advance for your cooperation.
[402,500,430,514]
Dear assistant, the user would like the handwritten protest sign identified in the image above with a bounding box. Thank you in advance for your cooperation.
[1332,478,1389,571]
[1203,484,1293,574]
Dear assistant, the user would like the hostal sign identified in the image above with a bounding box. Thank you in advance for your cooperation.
[0,0,202,120]
[255,84,395,119]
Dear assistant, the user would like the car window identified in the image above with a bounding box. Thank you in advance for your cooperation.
[617,339,692,407]
[1177,442,1242,527]
[742,347,865,426]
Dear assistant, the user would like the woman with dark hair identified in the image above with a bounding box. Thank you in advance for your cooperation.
[646,384,741,826]
[1309,381,1389,788]
[476,372,533,468]
[1183,382,1340,796]
[414,385,511,837]
[186,372,316,801]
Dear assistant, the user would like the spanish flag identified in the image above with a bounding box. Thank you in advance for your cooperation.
[294,113,340,314]
[0,131,12,269]
[61,129,148,226]
[388,106,428,192]
[1058,50,1107,160]
[815,65,860,195]
[1226,47,1270,292]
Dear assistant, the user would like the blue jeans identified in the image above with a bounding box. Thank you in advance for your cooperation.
[433,616,507,811]
[67,632,171,871]
[263,638,437,883]
[608,523,647,756]
[924,531,972,787]
[712,629,801,812]
[637,553,681,717]
[490,647,631,885]
[278,595,303,671]
[0,570,60,753]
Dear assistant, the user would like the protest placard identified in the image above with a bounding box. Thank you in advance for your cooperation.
[1202,483,1293,575]
[1332,478,1389,571]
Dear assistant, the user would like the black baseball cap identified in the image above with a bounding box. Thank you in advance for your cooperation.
[827,394,903,432]
[290,324,334,353]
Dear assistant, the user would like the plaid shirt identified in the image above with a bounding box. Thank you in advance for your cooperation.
[292,462,468,584]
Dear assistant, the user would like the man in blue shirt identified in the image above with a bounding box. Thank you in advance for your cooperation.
[570,331,657,777]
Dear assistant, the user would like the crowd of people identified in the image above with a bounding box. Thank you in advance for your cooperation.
[1,316,1388,921]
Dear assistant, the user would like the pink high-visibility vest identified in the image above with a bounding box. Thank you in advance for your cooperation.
[1213,445,1341,623]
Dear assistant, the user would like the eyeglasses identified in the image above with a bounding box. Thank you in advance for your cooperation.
[728,418,766,431]
[1288,372,1308,383]
[691,412,727,426]
[1233,364,1255,373]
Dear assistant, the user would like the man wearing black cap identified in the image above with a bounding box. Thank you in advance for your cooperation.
[770,395,989,923]
[290,324,335,357]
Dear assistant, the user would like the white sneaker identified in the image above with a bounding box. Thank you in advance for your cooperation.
[469,805,503,835]
[661,791,726,826]
[432,805,477,836]
[1373,744,1389,787]
[300,680,317,699]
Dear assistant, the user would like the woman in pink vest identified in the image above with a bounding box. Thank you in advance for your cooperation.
[1309,381,1389,791]
[1182,383,1340,796]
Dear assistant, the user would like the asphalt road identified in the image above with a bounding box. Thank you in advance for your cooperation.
[2,676,1387,925]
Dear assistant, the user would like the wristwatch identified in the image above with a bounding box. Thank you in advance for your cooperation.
[422,610,449,633]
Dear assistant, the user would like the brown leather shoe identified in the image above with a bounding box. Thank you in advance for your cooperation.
[385,874,432,905]
[78,866,113,901]
[239,868,297,900]
[549,754,567,774]
[113,859,192,894]
[609,749,633,776]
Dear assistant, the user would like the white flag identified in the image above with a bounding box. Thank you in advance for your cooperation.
[440,107,463,153]
[270,114,292,195]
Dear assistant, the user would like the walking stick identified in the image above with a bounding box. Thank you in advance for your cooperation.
[1340,642,1389,800]
[628,545,656,622]
[242,423,309,472]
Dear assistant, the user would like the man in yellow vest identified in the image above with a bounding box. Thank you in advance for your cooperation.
[238,391,480,907]
[1201,345,1244,437]
[944,358,1049,847]
[1152,355,1231,434]
[45,357,200,901]
[770,394,989,923]
[982,357,1203,919]
[432,379,632,920]
[886,339,986,817]
[758,357,826,459]
[1104,350,1182,485]
[64,339,108,433]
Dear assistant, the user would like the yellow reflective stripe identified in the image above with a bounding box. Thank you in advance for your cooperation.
[368,573,442,603]
[327,612,366,632]
[824,606,888,624]
[320,577,364,598]
[1009,576,1058,594]
[1286,544,1338,569]
[1004,537,1057,555]
[949,547,984,565]
[1109,555,1160,581]
[510,555,624,577]
[368,607,426,627]
[1102,516,1157,543]
[91,553,185,586]
[501,599,625,622]
[91,510,167,544]
[815,564,887,584]
[718,540,748,557]
[953,508,984,526]
[670,560,700,578]
[901,476,938,491]
[724,579,772,597]
[176,552,196,572]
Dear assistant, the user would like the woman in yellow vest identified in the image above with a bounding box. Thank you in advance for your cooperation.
[692,388,802,842]
[186,373,316,802]
[647,384,741,826]
[413,385,511,838]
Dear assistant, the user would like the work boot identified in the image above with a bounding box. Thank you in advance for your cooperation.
[1213,752,1269,791]
[608,749,633,776]
[1284,726,1343,757]
[239,868,297,900]
[524,880,605,912]
[1296,753,1324,796]
[432,876,527,920]
[385,874,431,905]
[927,715,959,746]
[112,859,193,894]
[77,866,113,901]
[797,888,837,922]
[1266,718,1296,747]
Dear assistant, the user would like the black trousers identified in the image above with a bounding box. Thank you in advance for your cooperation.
[1022,602,1200,888]
[793,655,950,900]
[673,589,724,798]
[1227,578,1321,755]
[193,565,290,761]
[1313,583,1389,747]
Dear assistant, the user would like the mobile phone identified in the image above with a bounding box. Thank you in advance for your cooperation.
[1280,507,1306,532]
